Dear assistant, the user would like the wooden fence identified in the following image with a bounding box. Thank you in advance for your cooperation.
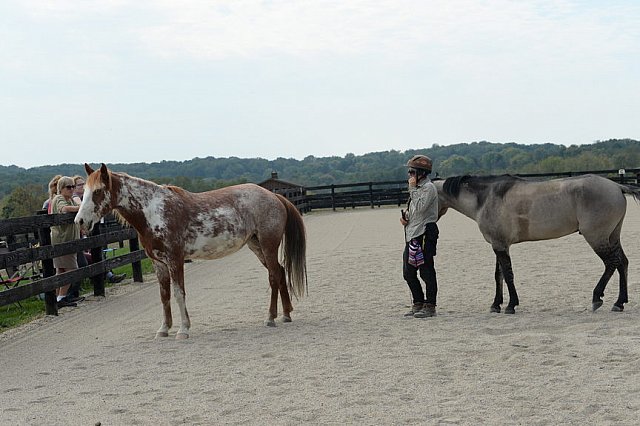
[302,180,408,212]
[278,167,640,213]
[0,213,146,315]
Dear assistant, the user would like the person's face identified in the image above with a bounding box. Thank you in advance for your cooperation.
[75,181,85,193]
[61,183,76,198]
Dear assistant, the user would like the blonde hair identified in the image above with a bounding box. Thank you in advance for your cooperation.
[56,176,75,194]
[73,175,84,184]
[48,174,62,199]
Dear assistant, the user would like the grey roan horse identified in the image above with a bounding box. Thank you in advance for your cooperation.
[434,174,640,314]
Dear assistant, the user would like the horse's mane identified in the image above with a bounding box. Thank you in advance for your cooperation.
[165,185,186,195]
[443,174,525,200]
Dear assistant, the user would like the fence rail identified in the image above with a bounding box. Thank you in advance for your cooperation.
[0,212,146,314]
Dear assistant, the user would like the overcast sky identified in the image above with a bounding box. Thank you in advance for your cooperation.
[2,0,639,168]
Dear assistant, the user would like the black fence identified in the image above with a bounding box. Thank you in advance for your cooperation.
[302,180,408,212]
[285,167,640,213]
[0,213,146,315]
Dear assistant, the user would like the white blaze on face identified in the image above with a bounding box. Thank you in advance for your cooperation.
[75,186,99,230]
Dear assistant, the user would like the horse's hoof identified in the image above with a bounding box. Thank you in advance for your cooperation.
[505,307,516,314]
[282,315,292,323]
[490,306,501,313]
[265,319,277,327]
[611,305,624,312]
[592,300,603,311]
[176,333,189,340]
[155,331,169,338]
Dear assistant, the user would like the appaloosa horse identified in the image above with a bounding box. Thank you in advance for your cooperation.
[75,163,307,339]
[434,174,640,314]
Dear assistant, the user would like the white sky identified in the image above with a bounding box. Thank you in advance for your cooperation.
[1,0,639,168]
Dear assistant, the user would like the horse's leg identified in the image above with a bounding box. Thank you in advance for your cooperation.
[592,247,619,312]
[154,261,172,338]
[491,257,503,313]
[493,249,519,314]
[247,236,280,327]
[613,247,629,312]
[280,281,293,323]
[264,252,288,327]
[276,262,293,323]
[169,259,190,339]
[592,244,628,312]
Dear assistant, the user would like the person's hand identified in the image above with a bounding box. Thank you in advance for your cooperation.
[400,217,408,226]
[408,176,417,188]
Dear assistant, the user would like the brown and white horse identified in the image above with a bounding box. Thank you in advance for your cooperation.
[75,163,307,339]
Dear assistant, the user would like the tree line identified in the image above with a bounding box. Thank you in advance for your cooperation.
[1,138,639,218]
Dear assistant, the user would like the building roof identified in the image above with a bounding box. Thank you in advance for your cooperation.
[257,172,302,189]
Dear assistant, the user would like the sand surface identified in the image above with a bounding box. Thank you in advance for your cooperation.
[2,203,640,425]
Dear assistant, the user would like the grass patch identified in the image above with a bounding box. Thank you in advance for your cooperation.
[0,297,46,330]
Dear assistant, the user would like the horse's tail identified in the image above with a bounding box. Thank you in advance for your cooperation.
[276,194,308,299]
[621,184,640,204]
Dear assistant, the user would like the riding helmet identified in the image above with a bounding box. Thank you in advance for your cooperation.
[406,155,432,173]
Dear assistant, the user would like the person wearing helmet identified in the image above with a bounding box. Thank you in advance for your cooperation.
[400,154,439,318]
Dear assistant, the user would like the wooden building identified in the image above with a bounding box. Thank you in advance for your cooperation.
[257,172,307,212]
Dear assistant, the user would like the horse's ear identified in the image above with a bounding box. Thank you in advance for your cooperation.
[85,163,94,175]
[99,163,110,186]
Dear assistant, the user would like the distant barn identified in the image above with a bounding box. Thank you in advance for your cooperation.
[258,172,307,212]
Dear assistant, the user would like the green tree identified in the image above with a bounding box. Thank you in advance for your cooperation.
[1,184,46,218]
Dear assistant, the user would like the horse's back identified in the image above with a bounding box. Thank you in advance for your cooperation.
[479,174,626,244]
[192,183,281,209]
[181,183,286,259]
[545,175,625,214]
[520,175,625,241]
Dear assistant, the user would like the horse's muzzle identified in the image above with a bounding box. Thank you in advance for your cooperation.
[75,218,94,232]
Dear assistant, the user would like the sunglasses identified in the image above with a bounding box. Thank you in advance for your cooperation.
[408,169,417,176]
[64,185,77,190]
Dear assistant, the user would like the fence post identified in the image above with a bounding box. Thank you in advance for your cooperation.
[129,236,144,283]
[619,169,626,184]
[36,219,57,316]
[369,183,374,208]
[331,185,336,211]
[90,222,105,297]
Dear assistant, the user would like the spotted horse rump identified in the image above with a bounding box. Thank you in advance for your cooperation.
[75,163,307,339]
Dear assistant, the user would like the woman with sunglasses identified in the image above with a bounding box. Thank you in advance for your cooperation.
[51,176,83,308]
[400,155,439,318]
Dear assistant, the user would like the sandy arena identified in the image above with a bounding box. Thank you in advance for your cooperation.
[2,203,640,425]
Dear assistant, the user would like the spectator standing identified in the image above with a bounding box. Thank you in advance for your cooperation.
[72,175,85,205]
[69,175,89,299]
[43,175,62,213]
[50,176,83,307]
